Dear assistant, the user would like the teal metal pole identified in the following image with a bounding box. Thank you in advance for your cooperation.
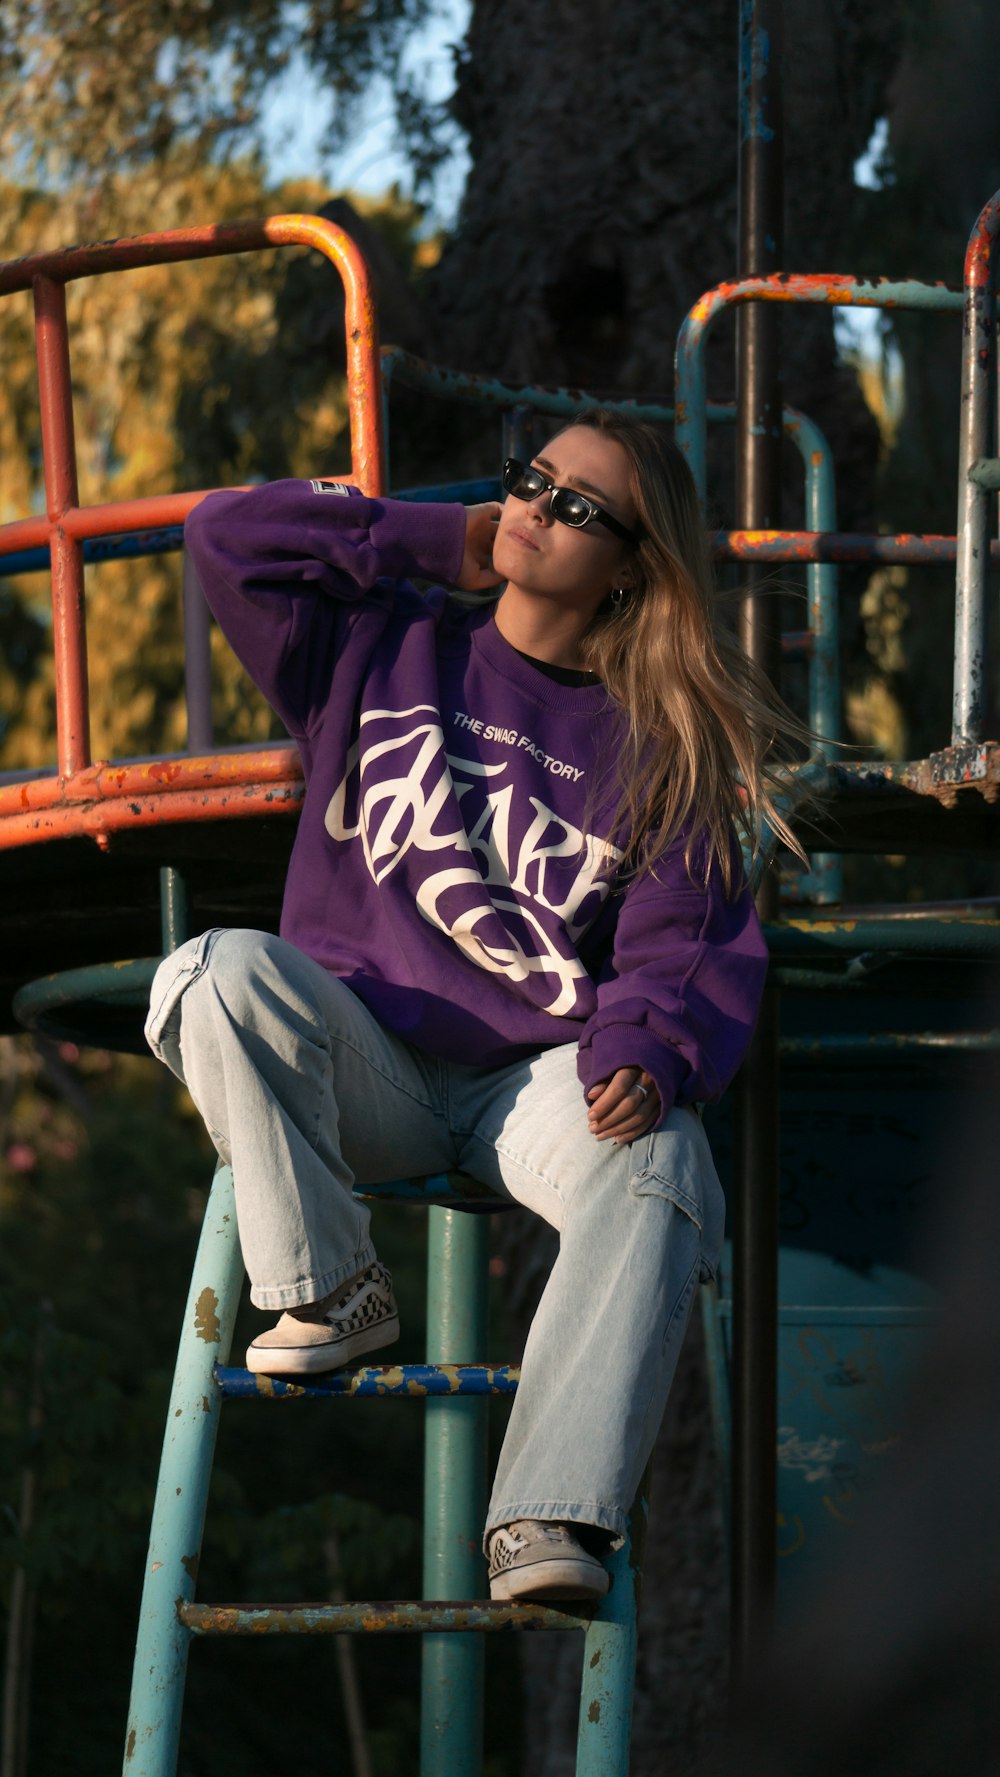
[575,1473,649,1776]
[420,1206,490,1777]
[124,1165,243,1776]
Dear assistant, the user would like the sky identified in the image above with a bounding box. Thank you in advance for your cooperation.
[261,0,471,228]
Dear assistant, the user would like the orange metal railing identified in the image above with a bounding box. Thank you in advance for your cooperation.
[0,215,383,837]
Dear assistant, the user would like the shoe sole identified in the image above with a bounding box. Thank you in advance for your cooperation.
[246,1313,400,1376]
[489,1559,610,1603]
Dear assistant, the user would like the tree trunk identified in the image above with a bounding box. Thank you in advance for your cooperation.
[435,0,902,522]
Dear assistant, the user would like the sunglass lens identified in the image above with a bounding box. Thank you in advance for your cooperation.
[503,461,548,502]
[549,488,592,527]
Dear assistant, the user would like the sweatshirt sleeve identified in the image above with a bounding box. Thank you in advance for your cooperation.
[576,838,768,1115]
[184,479,467,737]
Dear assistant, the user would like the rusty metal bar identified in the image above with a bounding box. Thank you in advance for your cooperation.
[0,489,227,554]
[711,529,999,564]
[0,217,384,494]
[2,737,994,853]
[33,275,90,778]
[1,216,385,808]
[954,188,1000,743]
[676,277,964,502]
[179,1600,589,1636]
[7,510,991,570]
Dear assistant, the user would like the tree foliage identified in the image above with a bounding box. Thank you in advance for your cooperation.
[0,1,453,195]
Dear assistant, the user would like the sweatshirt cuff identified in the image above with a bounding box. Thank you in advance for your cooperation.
[368,496,467,588]
[577,1024,691,1121]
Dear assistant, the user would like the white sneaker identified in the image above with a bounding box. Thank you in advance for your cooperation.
[246,1262,400,1376]
[487,1520,610,1602]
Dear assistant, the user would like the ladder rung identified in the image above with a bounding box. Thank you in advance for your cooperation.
[179,1599,589,1635]
[215,1361,520,1398]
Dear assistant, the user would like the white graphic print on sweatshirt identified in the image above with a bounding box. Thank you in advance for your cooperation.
[324,705,621,1017]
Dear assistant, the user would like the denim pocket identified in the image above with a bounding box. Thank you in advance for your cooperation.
[144,927,226,1067]
[628,1108,725,1281]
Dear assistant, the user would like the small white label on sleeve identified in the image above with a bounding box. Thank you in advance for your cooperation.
[310,479,351,496]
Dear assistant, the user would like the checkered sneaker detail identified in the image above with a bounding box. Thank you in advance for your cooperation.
[487,1520,610,1603]
[320,1262,396,1331]
[246,1262,400,1376]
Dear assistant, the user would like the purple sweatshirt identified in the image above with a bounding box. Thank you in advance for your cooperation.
[184,479,767,1113]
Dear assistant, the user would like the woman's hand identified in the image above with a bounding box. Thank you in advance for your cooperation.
[456,501,503,592]
[587,1067,660,1144]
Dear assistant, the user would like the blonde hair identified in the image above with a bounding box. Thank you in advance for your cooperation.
[562,408,808,893]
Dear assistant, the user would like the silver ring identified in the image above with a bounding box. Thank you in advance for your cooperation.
[633,1083,649,1101]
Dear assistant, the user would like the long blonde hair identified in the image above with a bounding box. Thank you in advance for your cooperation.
[565,408,808,892]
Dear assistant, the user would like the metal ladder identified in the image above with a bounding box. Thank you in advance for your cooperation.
[122,1159,646,1776]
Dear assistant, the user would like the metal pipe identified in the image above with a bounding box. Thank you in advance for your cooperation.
[421,1208,490,1776]
[159,867,189,955]
[182,551,214,753]
[954,188,1000,742]
[737,0,785,546]
[12,516,998,574]
[1,218,386,495]
[181,1599,587,1636]
[124,1165,244,1777]
[732,0,784,1679]
[676,277,964,503]
[33,275,90,778]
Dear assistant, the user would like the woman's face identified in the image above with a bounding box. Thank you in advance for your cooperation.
[492,426,638,611]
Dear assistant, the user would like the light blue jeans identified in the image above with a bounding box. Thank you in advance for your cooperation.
[145,927,725,1545]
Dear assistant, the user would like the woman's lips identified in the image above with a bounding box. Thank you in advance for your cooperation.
[506,526,540,551]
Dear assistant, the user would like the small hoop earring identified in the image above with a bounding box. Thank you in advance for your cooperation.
[610,587,627,607]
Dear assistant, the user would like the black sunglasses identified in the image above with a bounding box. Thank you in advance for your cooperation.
[502,459,641,545]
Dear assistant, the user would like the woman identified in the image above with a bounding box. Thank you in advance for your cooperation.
[146,410,797,1603]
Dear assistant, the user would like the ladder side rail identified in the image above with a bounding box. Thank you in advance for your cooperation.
[124,1164,244,1777]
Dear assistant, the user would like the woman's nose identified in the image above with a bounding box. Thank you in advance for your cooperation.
[525,489,553,522]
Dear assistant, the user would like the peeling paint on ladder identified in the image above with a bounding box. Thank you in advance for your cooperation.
[193,1286,220,1342]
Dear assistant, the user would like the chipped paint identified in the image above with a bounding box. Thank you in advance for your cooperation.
[676,273,963,499]
[193,1287,220,1344]
[214,1360,521,1399]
